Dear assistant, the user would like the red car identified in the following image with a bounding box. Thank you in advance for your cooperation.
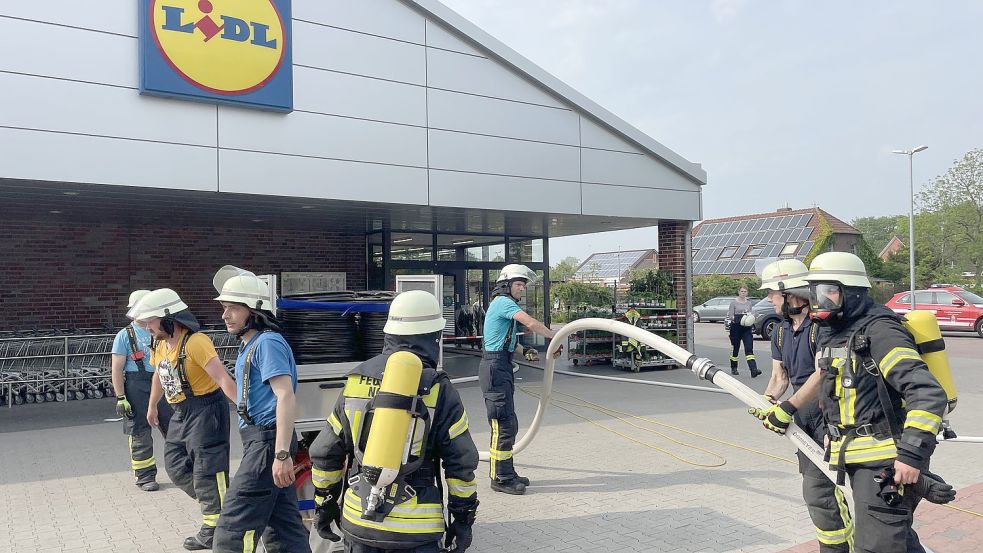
[886,286,983,338]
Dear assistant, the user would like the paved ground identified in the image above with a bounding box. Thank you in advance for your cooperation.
[1,322,981,552]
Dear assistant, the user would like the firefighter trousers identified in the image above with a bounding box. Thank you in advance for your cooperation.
[122,372,173,484]
[728,325,757,373]
[345,541,440,553]
[213,425,310,553]
[795,399,853,552]
[164,390,231,532]
[478,350,518,482]
[848,464,925,553]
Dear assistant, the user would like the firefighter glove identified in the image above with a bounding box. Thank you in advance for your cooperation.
[523,347,540,362]
[116,395,133,418]
[313,484,342,542]
[913,471,956,505]
[748,395,777,420]
[763,401,797,435]
[442,505,478,552]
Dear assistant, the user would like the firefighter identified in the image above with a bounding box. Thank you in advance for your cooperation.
[726,286,760,377]
[750,260,853,551]
[210,267,311,553]
[111,289,174,492]
[309,290,479,553]
[132,288,238,551]
[757,252,947,553]
[479,264,560,494]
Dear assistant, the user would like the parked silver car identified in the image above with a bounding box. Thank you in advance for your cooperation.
[693,296,737,322]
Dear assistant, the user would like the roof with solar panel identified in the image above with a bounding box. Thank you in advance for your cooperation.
[572,249,658,283]
[690,207,861,276]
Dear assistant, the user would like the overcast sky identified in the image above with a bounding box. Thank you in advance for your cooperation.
[439,0,983,265]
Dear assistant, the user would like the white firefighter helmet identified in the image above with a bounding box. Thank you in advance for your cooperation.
[213,265,273,312]
[758,259,810,292]
[384,290,447,336]
[741,313,757,327]
[127,288,188,321]
[805,252,872,288]
[496,264,537,284]
[127,289,151,309]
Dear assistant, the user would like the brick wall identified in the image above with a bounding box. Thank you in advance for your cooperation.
[0,220,366,331]
[658,221,690,350]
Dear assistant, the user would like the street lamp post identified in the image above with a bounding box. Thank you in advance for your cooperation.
[892,145,928,311]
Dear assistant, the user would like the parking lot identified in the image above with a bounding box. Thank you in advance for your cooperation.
[1,322,981,552]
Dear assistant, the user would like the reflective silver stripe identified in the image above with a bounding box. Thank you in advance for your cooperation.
[387,313,443,322]
[762,271,809,285]
[808,269,868,277]
[219,290,265,300]
[446,478,477,498]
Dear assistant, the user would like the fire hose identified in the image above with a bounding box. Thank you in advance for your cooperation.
[476,318,843,490]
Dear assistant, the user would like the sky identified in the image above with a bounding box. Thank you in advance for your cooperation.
[439,0,983,265]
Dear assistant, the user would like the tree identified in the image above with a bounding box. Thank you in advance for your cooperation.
[692,275,762,306]
[550,256,580,282]
[851,215,907,257]
[919,148,983,288]
[550,281,613,309]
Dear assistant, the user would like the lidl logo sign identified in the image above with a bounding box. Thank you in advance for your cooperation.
[140,0,292,112]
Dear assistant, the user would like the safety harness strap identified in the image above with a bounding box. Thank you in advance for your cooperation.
[125,325,147,372]
[238,336,264,426]
[176,331,195,398]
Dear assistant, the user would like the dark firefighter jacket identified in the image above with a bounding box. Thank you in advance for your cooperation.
[309,332,479,549]
[817,294,947,471]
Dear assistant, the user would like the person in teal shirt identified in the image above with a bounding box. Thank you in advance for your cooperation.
[479,264,560,495]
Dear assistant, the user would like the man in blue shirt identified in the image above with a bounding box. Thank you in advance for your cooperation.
[111,289,173,492]
[210,266,311,553]
[752,260,853,552]
[479,264,560,495]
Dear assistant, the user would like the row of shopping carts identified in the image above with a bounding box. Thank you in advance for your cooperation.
[0,328,240,407]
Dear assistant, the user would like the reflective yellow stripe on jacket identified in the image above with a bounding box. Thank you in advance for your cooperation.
[448,412,469,440]
[342,489,444,534]
[879,346,921,377]
[829,435,897,465]
[312,466,343,489]
[446,477,477,499]
[904,409,942,434]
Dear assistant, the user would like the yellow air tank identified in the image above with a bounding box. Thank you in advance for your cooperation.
[903,310,958,412]
[361,351,423,516]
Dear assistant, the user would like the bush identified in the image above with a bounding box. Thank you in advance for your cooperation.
[692,275,762,306]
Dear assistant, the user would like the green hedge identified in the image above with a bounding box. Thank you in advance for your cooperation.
[692,275,763,306]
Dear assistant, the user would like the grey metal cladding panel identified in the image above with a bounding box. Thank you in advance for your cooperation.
[219,149,427,204]
[428,170,581,215]
[293,20,426,85]
[581,148,700,191]
[293,0,426,44]
[219,150,427,204]
[0,0,136,36]
[581,184,701,221]
[0,17,135,87]
[218,108,427,168]
[425,20,484,57]
[426,47,565,108]
[0,72,216,147]
[427,129,579,182]
[294,66,427,127]
[579,117,642,154]
[427,89,579,146]
[0,127,216,191]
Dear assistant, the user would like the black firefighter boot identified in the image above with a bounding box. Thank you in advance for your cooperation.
[491,477,527,495]
[183,527,214,551]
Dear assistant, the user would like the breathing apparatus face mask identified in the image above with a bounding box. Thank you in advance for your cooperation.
[780,287,810,320]
[809,282,845,326]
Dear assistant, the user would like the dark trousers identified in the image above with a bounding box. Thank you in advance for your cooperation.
[346,541,440,553]
[164,390,231,532]
[848,464,925,553]
[795,398,853,552]
[122,372,173,484]
[728,325,757,373]
[478,350,518,482]
[213,425,310,553]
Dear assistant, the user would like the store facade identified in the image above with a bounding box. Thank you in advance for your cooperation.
[0,0,705,347]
